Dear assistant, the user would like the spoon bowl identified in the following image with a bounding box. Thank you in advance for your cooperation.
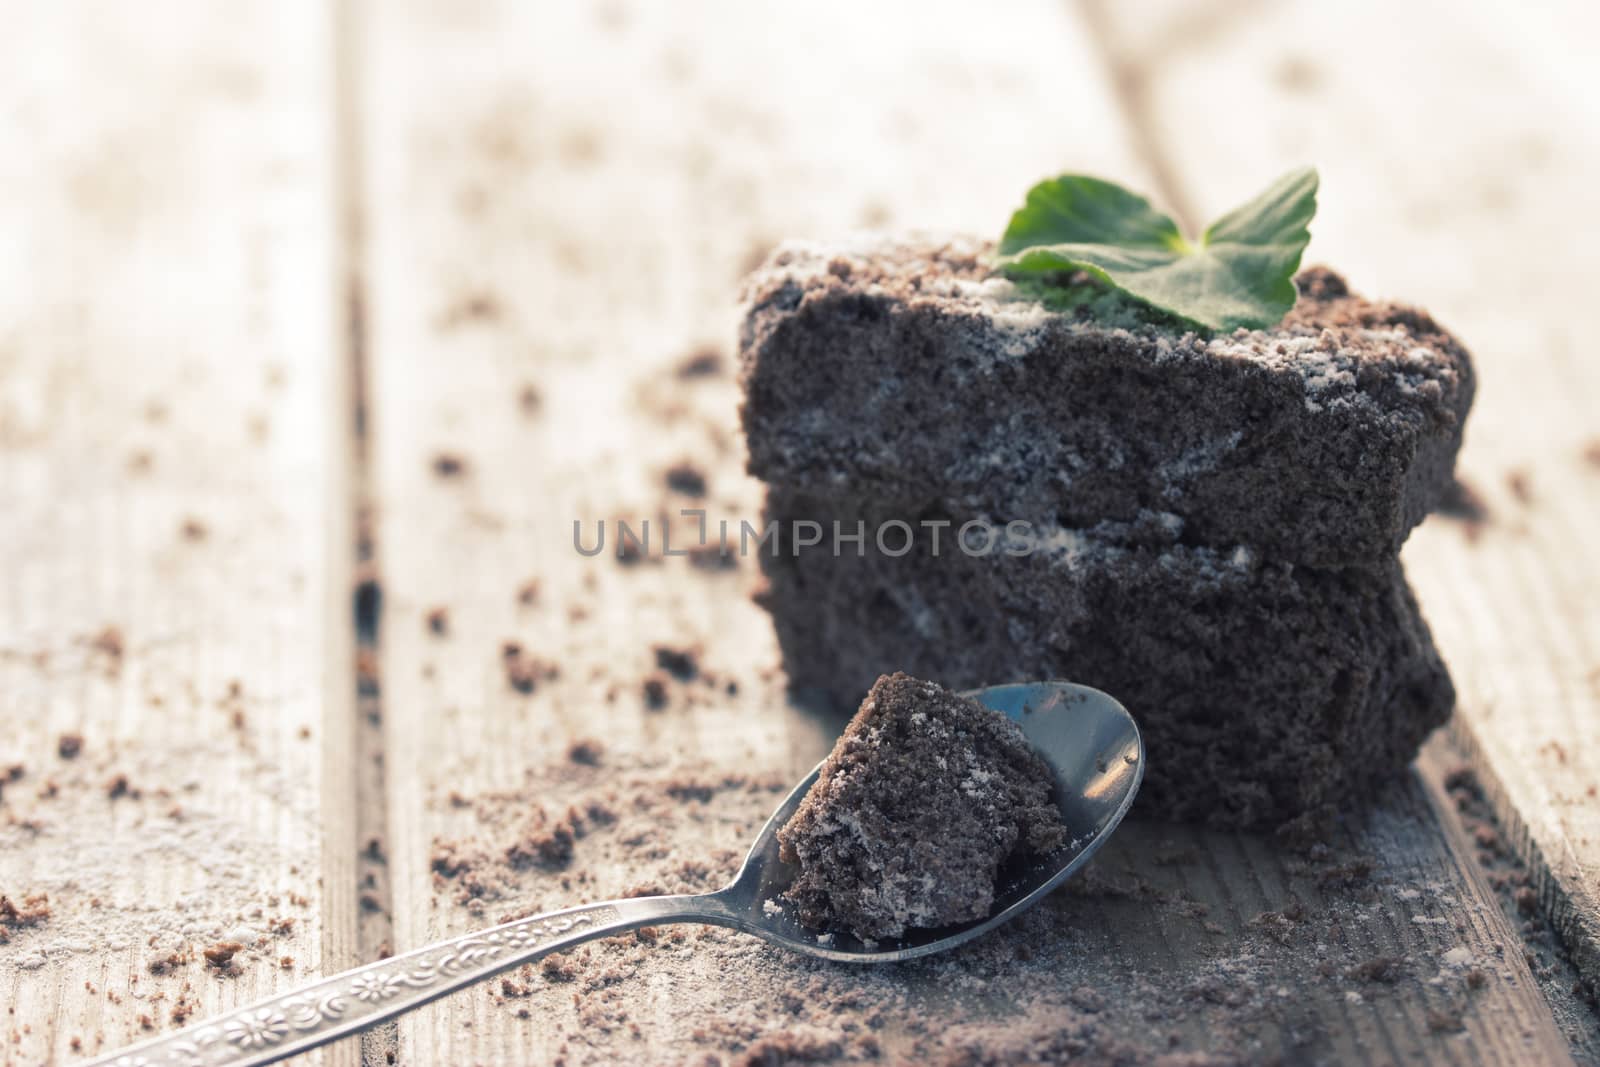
[709,680,1145,961]
[81,681,1142,1066]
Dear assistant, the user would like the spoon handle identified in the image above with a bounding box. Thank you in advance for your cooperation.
[79,896,704,1067]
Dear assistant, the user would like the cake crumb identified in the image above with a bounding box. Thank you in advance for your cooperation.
[89,625,125,661]
[203,941,244,971]
[653,645,700,681]
[778,672,1065,940]
[0,893,50,941]
[642,673,669,710]
[425,606,450,636]
[676,347,724,379]
[664,462,708,497]
[503,641,558,694]
[1506,468,1533,505]
[568,739,606,766]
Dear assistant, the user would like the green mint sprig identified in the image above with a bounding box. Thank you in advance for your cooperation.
[995,167,1318,332]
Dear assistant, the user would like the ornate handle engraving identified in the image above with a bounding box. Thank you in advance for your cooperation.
[82,902,631,1067]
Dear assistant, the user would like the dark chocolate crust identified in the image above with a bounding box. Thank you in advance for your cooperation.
[776,672,1066,941]
[757,492,1454,829]
[739,236,1474,569]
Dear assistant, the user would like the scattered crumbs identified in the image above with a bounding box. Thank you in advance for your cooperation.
[202,941,244,971]
[568,739,605,766]
[516,578,541,606]
[179,517,209,542]
[432,452,468,479]
[425,606,450,636]
[0,893,50,941]
[642,673,669,710]
[541,953,580,983]
[170,989,198,1025]
[502,641,559,694]
[732,1028,844,1066]
[676,347,724,379]
[89,625,126,663]
[57,734,84,760]
[517,382,543,416]
[105,774,139,801]
[1506,467,1534,505]
[663,462,707,497]
[147,950,190,975]
[504,815,577,871]
[279,956,295,970]
[652,645,700,681]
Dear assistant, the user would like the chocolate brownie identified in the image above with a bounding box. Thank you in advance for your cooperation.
[739,236,1474,568]
[757,491,1454,828]
[777,672,1066,941]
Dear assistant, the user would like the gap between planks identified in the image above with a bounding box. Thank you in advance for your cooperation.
[333,0,401,1064]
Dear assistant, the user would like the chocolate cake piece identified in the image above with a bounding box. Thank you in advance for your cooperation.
[758,492,1454,829]
[777,672,1067,941]
[739,236,1474,568]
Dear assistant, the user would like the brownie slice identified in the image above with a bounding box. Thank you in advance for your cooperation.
[777,672,1067,941]
[759,492,1454,829]
[739,236,1474,568]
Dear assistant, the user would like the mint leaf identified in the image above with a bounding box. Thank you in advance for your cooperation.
[996,167,1318,332]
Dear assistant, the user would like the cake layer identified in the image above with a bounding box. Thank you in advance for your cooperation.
[740,236,1474,568]
[756,490,1454,829]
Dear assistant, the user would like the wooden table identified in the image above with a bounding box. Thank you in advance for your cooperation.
[2,1,1596,1063]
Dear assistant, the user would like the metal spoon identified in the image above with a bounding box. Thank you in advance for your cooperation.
[80,681,1142,1067]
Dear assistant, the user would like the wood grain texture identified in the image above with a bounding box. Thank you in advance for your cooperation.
[1085,0,1600,1016]
[358,0,1574,1063]
[0,4,357,1065]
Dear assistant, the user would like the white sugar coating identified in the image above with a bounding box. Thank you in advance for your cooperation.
[990,511,1258,580]
[744,233,1464,414]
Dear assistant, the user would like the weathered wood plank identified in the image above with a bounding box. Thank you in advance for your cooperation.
[359,0,1575,1064]
[0,4,357,1065]
[1085,0,1600,1019]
